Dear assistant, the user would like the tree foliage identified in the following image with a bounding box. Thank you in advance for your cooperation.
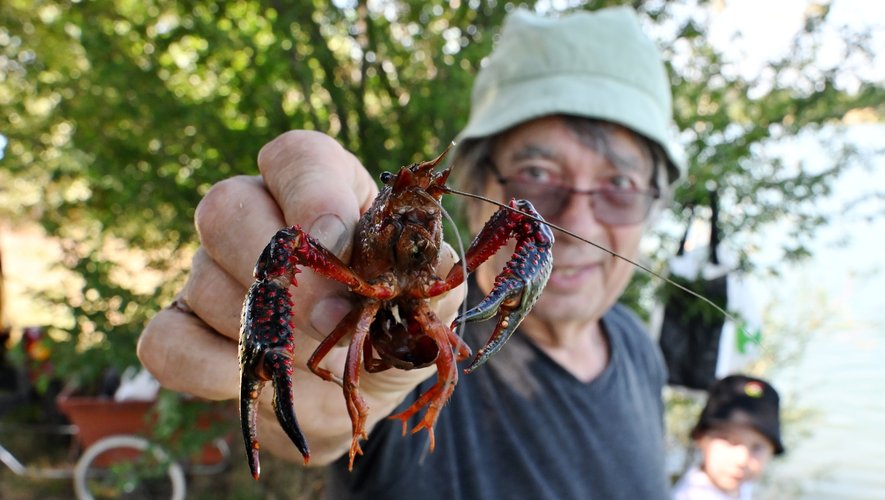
[1,0,882,387]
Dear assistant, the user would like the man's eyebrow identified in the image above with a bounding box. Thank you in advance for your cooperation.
[508,141,650,176]
[609,150,645,174]
[510,144,556,163]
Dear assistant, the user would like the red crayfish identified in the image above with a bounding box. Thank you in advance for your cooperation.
[238,148,554,478]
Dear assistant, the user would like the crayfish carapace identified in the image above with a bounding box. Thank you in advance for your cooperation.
[238,147,553,478]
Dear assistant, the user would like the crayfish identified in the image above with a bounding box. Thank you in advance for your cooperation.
[238,147,554,478]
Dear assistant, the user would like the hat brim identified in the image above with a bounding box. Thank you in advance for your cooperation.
[456,72,684,185]
[694,417,786,456]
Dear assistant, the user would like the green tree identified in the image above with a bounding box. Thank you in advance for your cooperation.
[1,0,881,390]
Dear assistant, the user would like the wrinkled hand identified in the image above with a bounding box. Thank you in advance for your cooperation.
[137,131,464,465]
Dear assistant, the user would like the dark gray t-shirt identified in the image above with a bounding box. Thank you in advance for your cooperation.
[325,303,669,500]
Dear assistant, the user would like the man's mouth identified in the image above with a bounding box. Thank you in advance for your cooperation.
[548,263,600,289]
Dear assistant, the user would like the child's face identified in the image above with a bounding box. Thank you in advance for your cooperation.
[697,423,776,494]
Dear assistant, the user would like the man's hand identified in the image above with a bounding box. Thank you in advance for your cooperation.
[138,131,464,465]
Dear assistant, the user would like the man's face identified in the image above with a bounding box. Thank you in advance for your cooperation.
[474,115,655,328]
[697,423,776,494]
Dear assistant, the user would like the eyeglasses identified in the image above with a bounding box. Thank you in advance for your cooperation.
[489,162,659,226]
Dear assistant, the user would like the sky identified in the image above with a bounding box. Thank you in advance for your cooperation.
[717,0,884,315]
[709,0,884,83]
[702,1,884,496]
[678,0,883,311]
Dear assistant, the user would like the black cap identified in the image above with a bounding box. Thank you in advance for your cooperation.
[691,374,785,455]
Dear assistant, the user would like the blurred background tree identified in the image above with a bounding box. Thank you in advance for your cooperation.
[2,0,878,341]
[0,0,882,492]
[2,0,883,395]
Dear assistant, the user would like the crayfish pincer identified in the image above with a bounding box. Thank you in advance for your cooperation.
[238,147,554,478]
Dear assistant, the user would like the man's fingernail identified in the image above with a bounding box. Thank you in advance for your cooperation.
[309,214,348,255]
[310,297,351,335]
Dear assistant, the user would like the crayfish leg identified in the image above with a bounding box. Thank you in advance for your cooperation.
[340,302,381,470]
[447,327,473,362]
[307,311,364,388]
[387,301,458,452]
[305,301,380,471]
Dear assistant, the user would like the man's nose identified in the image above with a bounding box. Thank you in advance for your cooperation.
[553,191,604,229]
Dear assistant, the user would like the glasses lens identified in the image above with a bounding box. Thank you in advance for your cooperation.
[593,190,653,225]
[505,180,653,225]
[503,180,566,219]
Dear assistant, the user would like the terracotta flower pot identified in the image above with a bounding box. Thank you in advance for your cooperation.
[56,395,234,468]
[56,395,155,466]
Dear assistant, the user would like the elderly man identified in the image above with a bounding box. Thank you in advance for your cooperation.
[139,7,683,499]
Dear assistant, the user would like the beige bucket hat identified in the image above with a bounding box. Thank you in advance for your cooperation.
[457,7,685,184]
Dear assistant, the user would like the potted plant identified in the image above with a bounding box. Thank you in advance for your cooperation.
[41,320,233,468]
[37,321,154,456]
[26,244,166,457]
[9,193,230,470]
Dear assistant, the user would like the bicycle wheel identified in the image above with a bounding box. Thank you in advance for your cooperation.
[73,434,186,500]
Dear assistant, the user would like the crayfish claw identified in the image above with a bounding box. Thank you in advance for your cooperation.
[239,372,264,480]
[239,263,313,479]
[456,277,543,374]
[268,349,311,465]
[239,346,311,478]
[452,286,522,373]
[456,199,553,373]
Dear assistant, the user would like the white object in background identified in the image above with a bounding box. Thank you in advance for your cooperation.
[114,366,160,402]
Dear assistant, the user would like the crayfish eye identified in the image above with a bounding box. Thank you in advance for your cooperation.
[380,171,394,184]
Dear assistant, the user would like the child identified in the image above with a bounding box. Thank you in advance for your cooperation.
[673,374,786,499]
